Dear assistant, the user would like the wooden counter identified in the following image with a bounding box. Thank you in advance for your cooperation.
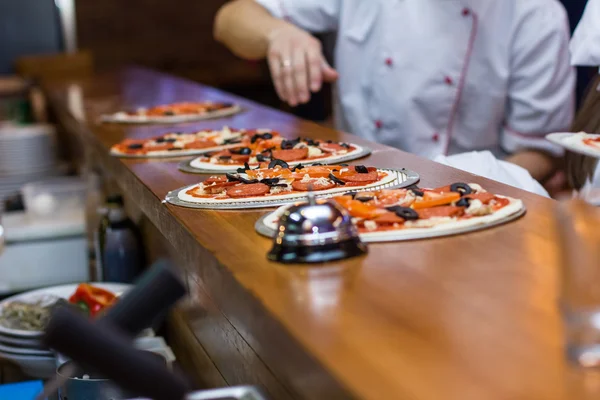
[44,68,599,400]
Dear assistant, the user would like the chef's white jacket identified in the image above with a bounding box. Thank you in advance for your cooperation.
[571,0,600,67]
[255,0,575,159]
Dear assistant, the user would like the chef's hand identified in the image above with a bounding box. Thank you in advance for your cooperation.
[267,24,339,106]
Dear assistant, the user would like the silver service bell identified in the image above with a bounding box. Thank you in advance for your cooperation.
[268,193,367,264]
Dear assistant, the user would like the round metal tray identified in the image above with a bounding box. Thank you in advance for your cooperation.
[255,201,526,242]
[177,145,373,174]
[164,167,420,210]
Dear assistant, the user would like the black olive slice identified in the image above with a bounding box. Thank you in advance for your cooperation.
[268,159,290,169]
[344,191,357,199]
[450,182,473,196]
[291,164,304,172]
[410,189,425,197]
[163,111,175,116]
[262,132,273,139]
[174,131,186,135]
[155,137,166,143]
[339,163,349,167]
[218,155,232,160]
[250,134,261,144]
[456,197,471,207]
[270,183,289,188]
[329,173,346,186]
[255,154,266,162]
[167,147,181,151]
[261,178,280,185]
[341,143,351,149]
[239,176,259,184]
[224,138,242,145]
[326,140,333,144]
[310,162,323,166]
[355,165,369,174]
[236,162,251,173]
[386,206,419,221]
[280,138,300,150]
[127,143,143,149]
[164,138,177,143]
[355,195,374,203]
[226,173,240,182]
[230,147,251,155]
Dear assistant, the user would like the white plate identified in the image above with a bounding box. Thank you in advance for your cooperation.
[256,196,526,242]
[546,132,600,159]
[0,334,46,349]
[0,351,56,379]
[0,342,53,356]
[0,282,132,338]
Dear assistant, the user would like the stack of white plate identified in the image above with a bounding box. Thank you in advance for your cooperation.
[0,124,64,201]
[0,283,132,378]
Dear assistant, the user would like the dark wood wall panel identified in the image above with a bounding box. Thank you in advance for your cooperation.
[75,0,268,86]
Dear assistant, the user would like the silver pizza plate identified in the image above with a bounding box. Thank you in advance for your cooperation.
[164,167,420,210]
[255,204,527,242]
[177,146,374,174]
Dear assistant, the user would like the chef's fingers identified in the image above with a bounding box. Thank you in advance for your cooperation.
[321,57,339,83]
[306,45,323,93]
[292,46,310,104]
[267,47,287,102]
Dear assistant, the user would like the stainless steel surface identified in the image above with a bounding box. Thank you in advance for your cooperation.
[256,204,527,242]
[178,146,374,174]
[165,168,420,210]
[186,386,266,400]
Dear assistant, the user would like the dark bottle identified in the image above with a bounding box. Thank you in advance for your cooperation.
[94,195,145,283]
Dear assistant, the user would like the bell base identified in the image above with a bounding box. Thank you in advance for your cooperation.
[267,238,368,264]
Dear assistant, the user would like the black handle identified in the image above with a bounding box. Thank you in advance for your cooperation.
[45,306,190,400]
[101,259,187,336]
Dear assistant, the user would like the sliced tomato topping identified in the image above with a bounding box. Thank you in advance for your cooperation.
[204,181,239,194]
[373,212,406,225]
[246,168,292,179]
[416,206,464,219]
[465,192,495,204]
[412,192,461,209]
[226,183,270,198]
[184,139,218,149]
[319,142,348,153]
[204,176,228,184]
[272,148,309,162]
[333,198,382,219]
[291,179,336,191]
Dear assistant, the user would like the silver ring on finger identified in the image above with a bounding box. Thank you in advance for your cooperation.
[281,59,292,69]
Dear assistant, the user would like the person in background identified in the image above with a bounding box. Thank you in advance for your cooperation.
[571,0,600,67]
[214,0,575,186]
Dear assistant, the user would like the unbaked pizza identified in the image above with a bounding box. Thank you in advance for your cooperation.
[172,163,400,207]
[101,101,241,124]
[257,183,525,241]
[187,136,369,172]
[546,132,600,158]
[110,127,278,158]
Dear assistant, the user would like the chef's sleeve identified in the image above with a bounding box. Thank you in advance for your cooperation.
[571,0,600,67]
[254,0,340,33]
[502,2,575,157]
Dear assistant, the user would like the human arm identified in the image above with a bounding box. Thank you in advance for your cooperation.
[503,2,576,182]
[214,0,340,106]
